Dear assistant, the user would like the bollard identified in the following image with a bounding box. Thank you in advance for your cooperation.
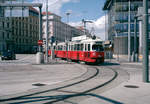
[36,52,44,64]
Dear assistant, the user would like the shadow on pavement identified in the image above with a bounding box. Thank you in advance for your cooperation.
[1,93,123,104]
[101,62,120,66]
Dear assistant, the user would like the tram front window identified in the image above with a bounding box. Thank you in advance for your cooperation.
[92,45,104,52]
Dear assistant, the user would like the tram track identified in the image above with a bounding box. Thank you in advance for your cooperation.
[0,65,98,103]
[0,64,129,104]
[44,66,121,104]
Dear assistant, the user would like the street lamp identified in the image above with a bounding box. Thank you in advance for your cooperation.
[65,11,71,41]
[65,11,71,61]
[66,12,71,23]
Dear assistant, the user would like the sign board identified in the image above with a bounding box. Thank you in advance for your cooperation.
[38,40,43,46]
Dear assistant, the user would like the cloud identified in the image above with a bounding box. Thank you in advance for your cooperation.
[69,15,108,40]
[32,0,79,14]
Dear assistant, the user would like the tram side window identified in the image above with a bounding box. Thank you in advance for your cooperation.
[57,46,60,50]
[74,45,76,51]
[63,46,65,50]
[71,45,73,51]
[58,46,60,50]
[92,45,104,51]
[77,44,80,51]
[56,46,57,50]
[74,44,77,51]
[69,45,70,51]
[54,46,56,50]
[88,44,90,51]
[60,46,62,50]
[81,44,83,51]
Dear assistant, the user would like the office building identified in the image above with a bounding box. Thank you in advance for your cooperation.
[42,12,89,43]
[0,4,39,53]
[103,0,150,55]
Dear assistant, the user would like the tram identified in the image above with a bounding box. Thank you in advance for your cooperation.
[48,35,104,64]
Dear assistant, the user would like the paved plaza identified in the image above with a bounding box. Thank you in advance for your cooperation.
[0,54,150,104]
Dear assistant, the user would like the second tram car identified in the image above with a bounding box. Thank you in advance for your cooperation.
[48,35,104,64]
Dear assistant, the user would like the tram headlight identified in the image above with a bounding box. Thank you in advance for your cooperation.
[98,55,102,58]
[92,52,96,56]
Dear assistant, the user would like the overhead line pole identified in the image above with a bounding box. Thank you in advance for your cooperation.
[128,0,131,62]
[143,0,149,83]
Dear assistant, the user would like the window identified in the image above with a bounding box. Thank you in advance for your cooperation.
[80,44,83,51]
[74,44,77,51]
[88,44,90,51]
[7,33,9,39]
[2,22,4,28]
[92,45,104,52]
[71,45,73,51]
[85,44,87,51]
[2,32,4,39]
[77,44,80,51]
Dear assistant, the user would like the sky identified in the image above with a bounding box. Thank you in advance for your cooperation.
[31,0,107,40]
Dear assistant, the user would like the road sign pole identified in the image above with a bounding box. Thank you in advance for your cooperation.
[45,0,49,63]
[39,6,42,52]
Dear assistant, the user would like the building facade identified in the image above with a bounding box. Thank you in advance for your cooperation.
[11,8,39,53]
[103,0,150,55]
[42,12,88,43]
[0,1,39,53]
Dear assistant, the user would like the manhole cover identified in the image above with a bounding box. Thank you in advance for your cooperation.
[124,85,139,88]
[32,83,46,86]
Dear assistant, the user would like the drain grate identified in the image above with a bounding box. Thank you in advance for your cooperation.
[32,83,46,86]
[124,85,139,88]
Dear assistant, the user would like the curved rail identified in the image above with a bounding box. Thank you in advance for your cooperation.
[0,65,99,102]
[0,65,123,104]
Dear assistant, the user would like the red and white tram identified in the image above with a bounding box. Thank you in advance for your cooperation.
[48,35,104,64]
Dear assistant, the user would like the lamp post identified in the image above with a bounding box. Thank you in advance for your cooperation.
[66,12,71,23]
[65,12,71,61]
[65,11,71,40]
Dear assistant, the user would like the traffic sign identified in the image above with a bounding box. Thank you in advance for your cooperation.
[38,40,43,45]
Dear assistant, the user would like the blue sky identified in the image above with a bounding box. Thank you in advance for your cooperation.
[60,0,105,22]
[31,0,106,40]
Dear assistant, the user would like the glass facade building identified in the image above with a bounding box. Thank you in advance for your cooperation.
[103,0,149,54]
